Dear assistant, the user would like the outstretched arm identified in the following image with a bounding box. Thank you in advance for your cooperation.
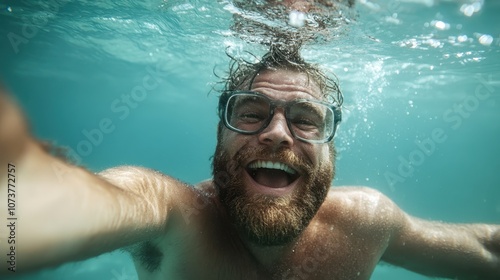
[382,212,500,279]
[0,88,182,273]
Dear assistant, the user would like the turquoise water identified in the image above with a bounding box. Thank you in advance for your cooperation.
[1,0,499,279]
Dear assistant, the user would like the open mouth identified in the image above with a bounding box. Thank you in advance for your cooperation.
[246,160,300,189]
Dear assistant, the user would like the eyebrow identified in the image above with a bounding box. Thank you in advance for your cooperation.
[291,101,327,119]
[249,82,322,100]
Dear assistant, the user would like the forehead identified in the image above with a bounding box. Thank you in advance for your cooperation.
[249,68,322,100]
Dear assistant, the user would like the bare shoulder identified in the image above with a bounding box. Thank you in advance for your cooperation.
[320,186,405,231]
[325,186,398,209]
[194,178,216,193]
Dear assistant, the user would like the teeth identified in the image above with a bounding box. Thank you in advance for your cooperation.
[248,160,297,175]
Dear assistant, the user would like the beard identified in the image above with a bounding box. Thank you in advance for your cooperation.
[212,141,335,247]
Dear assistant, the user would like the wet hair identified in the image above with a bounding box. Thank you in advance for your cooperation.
[216,45,343,118]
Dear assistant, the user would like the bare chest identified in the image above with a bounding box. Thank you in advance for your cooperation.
[273,231,384,280]
[138,226,384,280]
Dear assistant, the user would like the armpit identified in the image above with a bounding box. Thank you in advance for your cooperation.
[127,241,163,273]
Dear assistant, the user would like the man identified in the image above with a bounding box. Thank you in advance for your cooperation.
[1,47,499,280]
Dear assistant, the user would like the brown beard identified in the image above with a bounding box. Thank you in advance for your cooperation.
[212,141,335,246]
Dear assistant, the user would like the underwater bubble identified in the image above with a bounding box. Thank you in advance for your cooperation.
[432,20,450,30]
[461,4,475,17]
[288,10,305,28]
[478,34,493,46]
[460,1,483,17]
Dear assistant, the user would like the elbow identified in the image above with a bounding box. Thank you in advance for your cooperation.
[494,229,500,272]
[493,228,500,253]
[485,227,500,276]
[486,227,500,256]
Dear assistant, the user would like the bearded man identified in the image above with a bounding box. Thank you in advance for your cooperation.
[0,48,499,280]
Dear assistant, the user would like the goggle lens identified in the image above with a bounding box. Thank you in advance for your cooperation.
[224,92,338,143]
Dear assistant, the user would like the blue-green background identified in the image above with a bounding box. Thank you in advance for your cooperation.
[1,0,499,279]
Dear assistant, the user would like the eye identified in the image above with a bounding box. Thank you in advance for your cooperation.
[238,112,266,123]
[291,117,321,130]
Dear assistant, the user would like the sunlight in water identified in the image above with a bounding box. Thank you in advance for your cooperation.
[0,1,498,279]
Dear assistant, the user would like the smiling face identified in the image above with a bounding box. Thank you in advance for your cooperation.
[212,68,335,246]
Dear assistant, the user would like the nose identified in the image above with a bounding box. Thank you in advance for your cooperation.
[258,110,294,149]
